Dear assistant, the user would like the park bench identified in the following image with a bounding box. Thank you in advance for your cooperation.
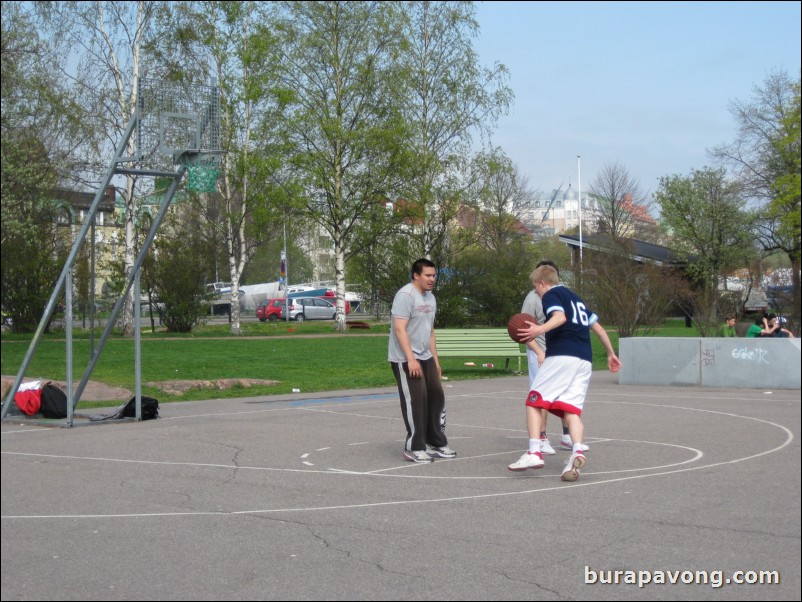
[434,328,527,372]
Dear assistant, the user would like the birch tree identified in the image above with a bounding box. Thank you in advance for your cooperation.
[36,0,160,335]
[399,1,512,264]
[153,1,290,333]
[274,1,410,331]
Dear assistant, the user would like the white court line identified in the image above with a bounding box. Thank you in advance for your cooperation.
[590,390,800,403]
[3,387,791,437]
[0,429,789,521]
[359,440,702,476]
[1,401,794,520]
[0,427,57,435]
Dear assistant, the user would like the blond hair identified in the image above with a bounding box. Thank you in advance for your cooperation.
[530,264,559,286]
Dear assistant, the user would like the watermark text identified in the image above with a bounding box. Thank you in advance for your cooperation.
[585,566,779,589]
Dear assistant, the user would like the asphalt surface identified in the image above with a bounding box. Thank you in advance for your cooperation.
[2,372,799,601]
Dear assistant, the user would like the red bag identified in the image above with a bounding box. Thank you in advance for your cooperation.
[14,389,43,415]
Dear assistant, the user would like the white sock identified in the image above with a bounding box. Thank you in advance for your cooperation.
[573,443,584,454]
[528,438,540,454]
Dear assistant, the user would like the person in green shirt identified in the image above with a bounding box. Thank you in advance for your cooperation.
[746,314,775,338]
[720,315,737,337]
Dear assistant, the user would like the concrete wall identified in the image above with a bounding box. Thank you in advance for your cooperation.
[619,337,801,389]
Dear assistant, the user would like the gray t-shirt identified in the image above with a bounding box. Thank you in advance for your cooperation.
[388,282,436,362]
[521,289,547,350]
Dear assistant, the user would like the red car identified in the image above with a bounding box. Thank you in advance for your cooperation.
[256,298,285,322]
[256,296,350,322]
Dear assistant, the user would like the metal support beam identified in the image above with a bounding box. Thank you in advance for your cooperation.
[69,166,186,408]
[2,114,138,420]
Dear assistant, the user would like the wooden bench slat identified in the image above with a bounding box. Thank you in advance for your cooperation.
[434,329,526,371]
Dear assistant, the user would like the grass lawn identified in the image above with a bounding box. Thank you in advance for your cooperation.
[1,318,696,406]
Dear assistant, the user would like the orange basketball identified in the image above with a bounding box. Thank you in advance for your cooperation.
[507,313,535,343]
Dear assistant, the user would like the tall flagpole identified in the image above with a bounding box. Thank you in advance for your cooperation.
[577,155,583,267]
[282,221,289,322]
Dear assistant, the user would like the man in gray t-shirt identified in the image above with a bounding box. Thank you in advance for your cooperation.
[521,288,547,388]
[388,258,455,464]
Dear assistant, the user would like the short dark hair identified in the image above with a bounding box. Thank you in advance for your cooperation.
[411,258,436,278]
[536,260,559,277]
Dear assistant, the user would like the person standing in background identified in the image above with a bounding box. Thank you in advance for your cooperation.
[720,315,737,337]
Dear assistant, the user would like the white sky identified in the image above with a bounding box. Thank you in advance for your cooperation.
[473,1,801,198]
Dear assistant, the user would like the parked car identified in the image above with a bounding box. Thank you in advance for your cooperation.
[318,292,351,314]
[256,298,285,322]
[286,296,352,321]
[257,296,351,322]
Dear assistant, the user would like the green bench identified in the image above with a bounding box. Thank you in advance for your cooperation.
[434,328,527,371]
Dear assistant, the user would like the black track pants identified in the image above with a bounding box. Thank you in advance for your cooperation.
[391,357,448,451]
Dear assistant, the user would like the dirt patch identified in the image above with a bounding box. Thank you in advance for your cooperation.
[145,379,279,396]
[1,376,133,404]
[3,376,278,403]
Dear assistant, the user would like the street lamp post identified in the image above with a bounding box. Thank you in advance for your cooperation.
[282,221,289,323]
[577,155,583,268]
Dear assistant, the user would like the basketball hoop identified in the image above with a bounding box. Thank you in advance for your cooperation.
[176,150,224,193]
[136,77,224,178]
[186,163,220,193]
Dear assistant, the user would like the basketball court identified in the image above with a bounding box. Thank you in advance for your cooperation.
[2,372,799,600]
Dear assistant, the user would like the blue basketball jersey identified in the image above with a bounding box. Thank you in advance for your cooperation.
[541,285,598,363]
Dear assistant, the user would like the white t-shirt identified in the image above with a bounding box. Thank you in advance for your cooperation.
[387,283,436,362]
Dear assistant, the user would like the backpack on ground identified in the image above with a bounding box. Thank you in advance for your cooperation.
[122,395,159,420]
[14,388,42,416]
[89,396,159,422]
[40,383,68,419]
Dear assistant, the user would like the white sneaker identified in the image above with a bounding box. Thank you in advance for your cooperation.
[561,450,586,481]
[540,437,556,455]
[508,451,545,472]
[561,435,589,452]
[426,445,457,458]
[403,449,434,463]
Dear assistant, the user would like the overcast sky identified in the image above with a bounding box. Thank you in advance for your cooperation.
[472,1,801,199]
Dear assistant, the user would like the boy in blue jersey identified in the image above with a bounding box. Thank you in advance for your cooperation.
[508,264,621,481]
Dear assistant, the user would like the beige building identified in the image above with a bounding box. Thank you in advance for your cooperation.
[51,186,118,297]
[519,184,601,238]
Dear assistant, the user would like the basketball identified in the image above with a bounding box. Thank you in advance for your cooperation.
[507,313,535,343]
